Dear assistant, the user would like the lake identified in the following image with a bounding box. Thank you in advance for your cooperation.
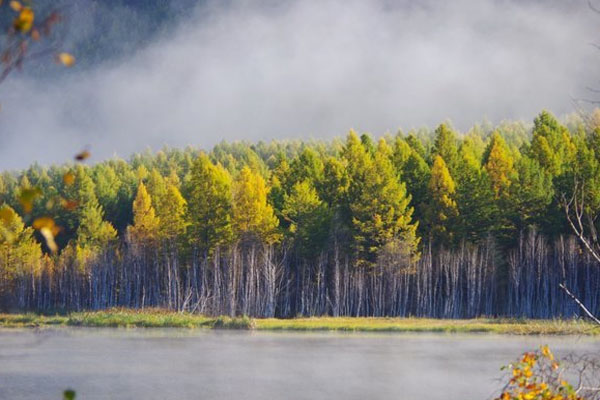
[0,329,598,399]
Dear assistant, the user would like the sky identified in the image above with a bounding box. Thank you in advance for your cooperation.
[0,0,598,169]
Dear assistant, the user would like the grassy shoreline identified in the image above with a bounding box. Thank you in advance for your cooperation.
[0,309,599,335]
[255,317,600,335]
[0,310,254,330]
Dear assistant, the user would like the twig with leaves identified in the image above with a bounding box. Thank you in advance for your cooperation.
[496,346,600,400]
[0,0,74,87]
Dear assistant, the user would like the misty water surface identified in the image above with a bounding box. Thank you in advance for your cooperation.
[0,329,598,400]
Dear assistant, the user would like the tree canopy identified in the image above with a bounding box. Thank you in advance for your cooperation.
[0,109,598,274]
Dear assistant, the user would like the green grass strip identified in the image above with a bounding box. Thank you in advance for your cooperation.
[0,309,598,335]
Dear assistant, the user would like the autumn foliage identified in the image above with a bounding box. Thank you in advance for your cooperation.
[496,346,599,400]
[1,110,600,317]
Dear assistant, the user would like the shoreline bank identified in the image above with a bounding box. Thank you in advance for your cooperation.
[1,309,599,335]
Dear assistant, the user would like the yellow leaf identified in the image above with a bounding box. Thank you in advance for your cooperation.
[33,217,61,253]
[18,186,42,213]
[32,216,53,230]
[60,198,79,210]
[39,227,58,253]
[57,52,75,67]
[34,217,61,237]
[13,7,34,33]
[63,172,75,185]
[74,149,90,161]
[540,345,554,361]
[9,1,21,11]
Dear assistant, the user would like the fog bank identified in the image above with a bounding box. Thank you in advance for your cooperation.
[0,0,597,169]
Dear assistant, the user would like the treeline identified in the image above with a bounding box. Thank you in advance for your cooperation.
[1,109,600,317]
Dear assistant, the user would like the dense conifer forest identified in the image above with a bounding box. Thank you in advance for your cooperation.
[1,110,600,317]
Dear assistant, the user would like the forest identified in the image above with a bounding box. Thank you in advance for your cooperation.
[1,109,600,318]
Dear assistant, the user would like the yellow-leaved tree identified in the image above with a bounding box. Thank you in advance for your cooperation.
[127,182,160,245]
[187,153,234,256]
[232,166,280,244]
[425,155,458,245]
[159,184,187,243]
[0,204,42,304]
[484,132,517,199]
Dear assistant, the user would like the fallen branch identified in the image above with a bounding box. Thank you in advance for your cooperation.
[559,282,600,325]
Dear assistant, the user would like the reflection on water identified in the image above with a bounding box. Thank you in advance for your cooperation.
[0,328,597,400]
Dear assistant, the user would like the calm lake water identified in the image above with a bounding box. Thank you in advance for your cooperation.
[0,328,598,400]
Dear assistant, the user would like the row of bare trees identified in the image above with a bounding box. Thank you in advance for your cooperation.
[3,230,599,318]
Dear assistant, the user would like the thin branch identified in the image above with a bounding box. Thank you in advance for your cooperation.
[573,97,600,105]
[559,283,600,325]
[562,180,600,264]
[585,86,600,93]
